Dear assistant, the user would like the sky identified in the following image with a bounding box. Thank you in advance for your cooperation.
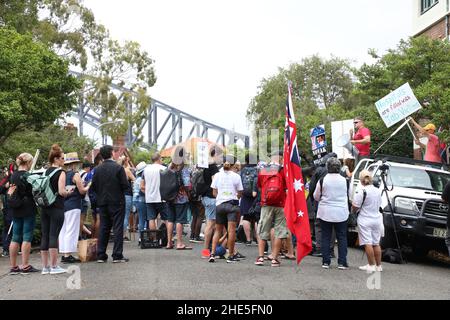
[81,0,413,145]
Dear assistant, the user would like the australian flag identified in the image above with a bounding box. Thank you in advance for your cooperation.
[283,82,312,265]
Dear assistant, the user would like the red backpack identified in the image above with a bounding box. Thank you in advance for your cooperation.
[260,165,284,206]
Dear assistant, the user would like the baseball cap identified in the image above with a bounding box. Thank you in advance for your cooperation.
[423,123,436,131]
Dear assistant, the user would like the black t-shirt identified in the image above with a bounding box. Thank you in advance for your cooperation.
[10,171,36,218]
[442,181,450,228]
[203,164,219,198]
[46,167,65,210]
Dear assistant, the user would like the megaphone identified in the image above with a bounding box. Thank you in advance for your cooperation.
[337,134,359,157]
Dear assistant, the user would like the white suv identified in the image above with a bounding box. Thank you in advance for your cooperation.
[350,156,450,257]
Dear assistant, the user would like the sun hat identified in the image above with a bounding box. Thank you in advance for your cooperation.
[64,152,81,165]
[135,161,147,175]
[423,123,436,132]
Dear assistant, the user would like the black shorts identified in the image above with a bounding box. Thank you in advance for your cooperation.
[243,213,260,223]
[216,201,240,225]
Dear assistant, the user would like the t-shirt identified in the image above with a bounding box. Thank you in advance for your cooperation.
[142,163,166,203]
[46,167,64,209]
[353,185,382,221]
[424,133,442,163]
[10,171,36,218]
[354,127,371,156]
[313,173,349,223]
[211,170,243,206]
[203,164,219,198]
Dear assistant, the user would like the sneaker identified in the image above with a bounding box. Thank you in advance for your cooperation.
[234,252,246,260]
[201,249,211,259]
[338,264,349,270]
[255,256,265,266]
[376,265,383,272]
[113,257,129,263]
[41,267,50,275]
[50,266,67,275]
[322,263,330,269]
[2,250,9,257]
[271,259,281,267]
[62,255,81,264]
[311,251,322,257]
[21,265,40,274]
[359,264,376,273]
[208,255,215,263]
[226,254,239,263]
[97,259,107,263]
[9,266,21,275]
[245,241,252,246]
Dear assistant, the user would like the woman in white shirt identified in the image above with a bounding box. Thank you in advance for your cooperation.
[209,157,243,264]
[313,157,349,270]
[352,170,383,273]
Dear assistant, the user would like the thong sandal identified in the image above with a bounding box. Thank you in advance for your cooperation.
[176,245,193,250]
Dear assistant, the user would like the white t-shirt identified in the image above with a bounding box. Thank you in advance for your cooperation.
[143,163,166,203]
[211,170,243,206]
[353,184,382,220]
[313,173,349,223]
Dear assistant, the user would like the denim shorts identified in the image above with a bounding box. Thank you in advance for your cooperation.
[167,203,189,224]
[146,202,168,221]
[12,215,36,243]
[202,197,216,221]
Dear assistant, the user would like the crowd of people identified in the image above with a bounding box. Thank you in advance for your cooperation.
[0,114,449,276]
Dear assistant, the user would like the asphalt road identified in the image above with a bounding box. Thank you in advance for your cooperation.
[0,235,449,300]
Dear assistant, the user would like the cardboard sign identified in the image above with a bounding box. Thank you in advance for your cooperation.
[196,141,209,168]
[78,239,97,262]
[310,125,328,165]
[331,119,355,159]
[375,83,422,128]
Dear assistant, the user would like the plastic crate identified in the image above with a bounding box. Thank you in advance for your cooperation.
[140,230,163,249]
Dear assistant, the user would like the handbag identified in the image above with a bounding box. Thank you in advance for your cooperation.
[348,189,367,227]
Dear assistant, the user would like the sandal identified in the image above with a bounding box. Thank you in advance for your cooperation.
[176,245,193,250]
[165,245,174,250]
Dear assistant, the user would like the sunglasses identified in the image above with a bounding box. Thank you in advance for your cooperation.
[354,121,360,124]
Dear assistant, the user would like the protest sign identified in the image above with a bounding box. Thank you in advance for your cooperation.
[196,141,209,168]
[375,83,422,128]
[310,125,328,165]
[331,119,354,159]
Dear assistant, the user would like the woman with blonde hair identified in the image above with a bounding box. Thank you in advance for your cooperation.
[8,153,39,274]
[352,170,383,273]
[117,156,135,240]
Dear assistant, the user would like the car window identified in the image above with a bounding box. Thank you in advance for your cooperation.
[388,166,450,192]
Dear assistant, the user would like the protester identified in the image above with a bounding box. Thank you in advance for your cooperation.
[85,154,103,239]
[7,153,39,274]
[200,150,220,259]
[91,145,130,263]
[353,170,383,273]
[0,166,13,258]
[350,116,371,161]
[188,167,205,243]
[442,181,450,256]
[133,162,147,242]
[254,151,289,268]
[313,157,349,270]
[240,154,259,246]
[41,144,71,275]
[79,162,91,239]
[409,118,442,163]
[141,153,168,230]
[340,158,355,179]
[209,156,243,263]
[59,152,90,264]
[117,155,135,241]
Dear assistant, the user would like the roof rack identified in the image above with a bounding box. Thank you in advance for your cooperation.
[370,154,449,171]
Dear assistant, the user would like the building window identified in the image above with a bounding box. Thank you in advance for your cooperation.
[421,0,439,14]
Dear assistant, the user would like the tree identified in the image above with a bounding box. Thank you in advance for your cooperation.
[0,28,81,144]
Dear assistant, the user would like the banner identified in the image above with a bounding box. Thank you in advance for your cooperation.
[375,83,422,128]
[331,119,354,159]
[196,141,209,168]
[310,125,327,165]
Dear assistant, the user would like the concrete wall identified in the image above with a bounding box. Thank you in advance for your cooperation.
[412,0,450,37]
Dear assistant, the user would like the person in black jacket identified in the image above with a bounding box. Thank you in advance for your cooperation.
[0,165,13,257]
[91,145,130,263]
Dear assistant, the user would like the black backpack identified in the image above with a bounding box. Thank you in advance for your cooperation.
[241,166,257,197]
[191,168,209,198]
[382,248,405,264]
[159,169,181,202]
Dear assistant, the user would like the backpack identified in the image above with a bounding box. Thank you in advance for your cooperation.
[241,166,257,197]
[382,248,405,264]
[261,165,284,206]
[26,168,61,208]
[159,168,181,202]
[7,184,24,209]
[191,168,209,198]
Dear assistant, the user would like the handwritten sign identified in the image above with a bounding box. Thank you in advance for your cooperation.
[375,83,422,128]
[196,141,209,168]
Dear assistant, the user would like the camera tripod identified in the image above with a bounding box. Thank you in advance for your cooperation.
[380,166,405,264]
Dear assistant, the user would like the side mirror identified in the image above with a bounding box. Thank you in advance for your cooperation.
[373,176,381,188]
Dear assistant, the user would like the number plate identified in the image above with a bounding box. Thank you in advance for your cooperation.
[432,228,447,238]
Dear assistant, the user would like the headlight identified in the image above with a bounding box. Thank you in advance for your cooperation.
[394,198,421,215]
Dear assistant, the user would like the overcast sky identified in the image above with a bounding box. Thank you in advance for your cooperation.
[82,0,412,142]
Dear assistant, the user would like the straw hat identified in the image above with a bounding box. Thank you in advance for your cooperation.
[64,152,81,165]
[135,161,147,175]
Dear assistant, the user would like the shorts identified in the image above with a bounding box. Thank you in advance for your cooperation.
[257,206,288,240]
[167,203,189,224]
[216,201,240,225]
[239,196,254,216]
[357,217,383,246]
[12,215,36,243]
[243,213,260,224]
[190,201,205,219]
[202,197,216,221]
[146,202,168,221]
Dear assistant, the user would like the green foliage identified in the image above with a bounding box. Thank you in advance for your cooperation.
[0,27,81,144]
[0,124,95,167]
[129,145,157,165]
